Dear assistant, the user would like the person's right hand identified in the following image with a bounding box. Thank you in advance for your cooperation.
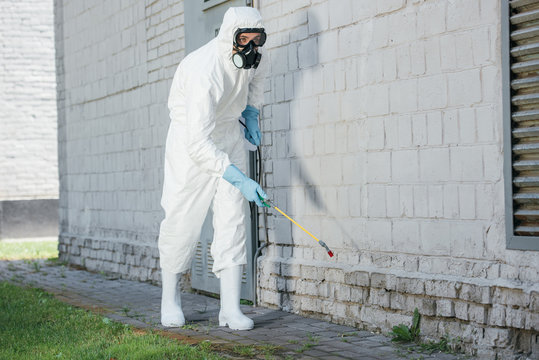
[222,164,266,207]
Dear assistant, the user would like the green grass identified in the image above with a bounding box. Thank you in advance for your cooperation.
[231,343,280,359]
[417,334,464,355]
[0,281,225,360]
[293,332,320,353]
[232,345,256,357]
[0,239,58,260]
[389,308,465,357]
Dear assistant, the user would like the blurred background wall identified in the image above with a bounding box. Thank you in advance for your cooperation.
[0,0,58,240]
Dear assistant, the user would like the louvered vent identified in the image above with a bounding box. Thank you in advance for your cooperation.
[510,0,539,235]
[194,242,204,277]
[206,242,216,279]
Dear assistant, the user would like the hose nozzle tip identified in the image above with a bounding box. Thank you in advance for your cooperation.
[327,251,334,257]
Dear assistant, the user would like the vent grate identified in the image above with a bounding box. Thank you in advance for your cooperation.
[510,0,539,236]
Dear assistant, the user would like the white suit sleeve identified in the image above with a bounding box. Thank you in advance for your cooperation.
[184,78,231,177]
[247,56,267,110]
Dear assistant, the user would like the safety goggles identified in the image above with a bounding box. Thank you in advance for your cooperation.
[234,28,267,47]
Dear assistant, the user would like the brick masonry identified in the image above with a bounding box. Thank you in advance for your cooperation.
[256,0,538,358]
[55,1,538,358]
[257,257,538,358]
[55,0,182,276]
[0,0,58,201]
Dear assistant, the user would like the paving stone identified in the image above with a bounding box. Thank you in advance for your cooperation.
[311,330,339,338]
[301,348,332,357]
[286,323,320,332]
[333,350,369,359]
[325,324,356,333]
[310,321,336,328]
[325,340,359,351]
[279,334,304,344]
[321,356,357,360]
[367,334,391,343]
[348,339,386,349]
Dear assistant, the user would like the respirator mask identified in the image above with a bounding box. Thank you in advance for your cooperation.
[232,28,266,69]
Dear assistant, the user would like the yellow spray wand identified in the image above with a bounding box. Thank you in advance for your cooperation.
[259,196,334,257]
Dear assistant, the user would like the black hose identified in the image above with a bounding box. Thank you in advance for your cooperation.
[240,118,269,306]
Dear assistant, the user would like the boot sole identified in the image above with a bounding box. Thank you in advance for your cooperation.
[161,321,185,327]
[161,314,185,327]
[219,314,254,330]
[219,321,254,330]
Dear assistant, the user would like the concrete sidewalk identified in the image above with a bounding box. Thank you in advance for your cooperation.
[0,259,468,359]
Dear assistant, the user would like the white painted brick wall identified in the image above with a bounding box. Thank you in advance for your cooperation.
[0,0,58,200]
[258,0,538,356]
[57,0,184,256]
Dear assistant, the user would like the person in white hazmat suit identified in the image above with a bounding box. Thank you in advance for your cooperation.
[158,7,268,331]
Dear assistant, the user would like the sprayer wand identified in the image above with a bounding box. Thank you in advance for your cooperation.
[259,196,334,258]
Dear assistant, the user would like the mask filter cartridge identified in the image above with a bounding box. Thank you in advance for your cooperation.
[232,41,262,69]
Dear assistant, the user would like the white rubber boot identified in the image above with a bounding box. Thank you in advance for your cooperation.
[160,270,185,327]
[218,265,254,330]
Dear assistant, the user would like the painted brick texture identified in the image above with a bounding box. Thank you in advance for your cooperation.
[257,0,538,358]
[56,0,185,283]
[0,0,58,200]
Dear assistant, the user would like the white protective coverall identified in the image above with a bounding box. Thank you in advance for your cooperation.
[158,7,265,277]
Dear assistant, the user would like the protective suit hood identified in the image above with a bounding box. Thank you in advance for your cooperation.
[217,7,264,68]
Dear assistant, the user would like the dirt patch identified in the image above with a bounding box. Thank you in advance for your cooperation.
[47,290,112,315]
[141,328,290,359]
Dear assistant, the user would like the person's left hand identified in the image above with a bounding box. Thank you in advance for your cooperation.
[242,105,261,146]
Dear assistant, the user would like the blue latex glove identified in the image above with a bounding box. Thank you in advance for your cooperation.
[223,164,266,207]
[242,105,261,146]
